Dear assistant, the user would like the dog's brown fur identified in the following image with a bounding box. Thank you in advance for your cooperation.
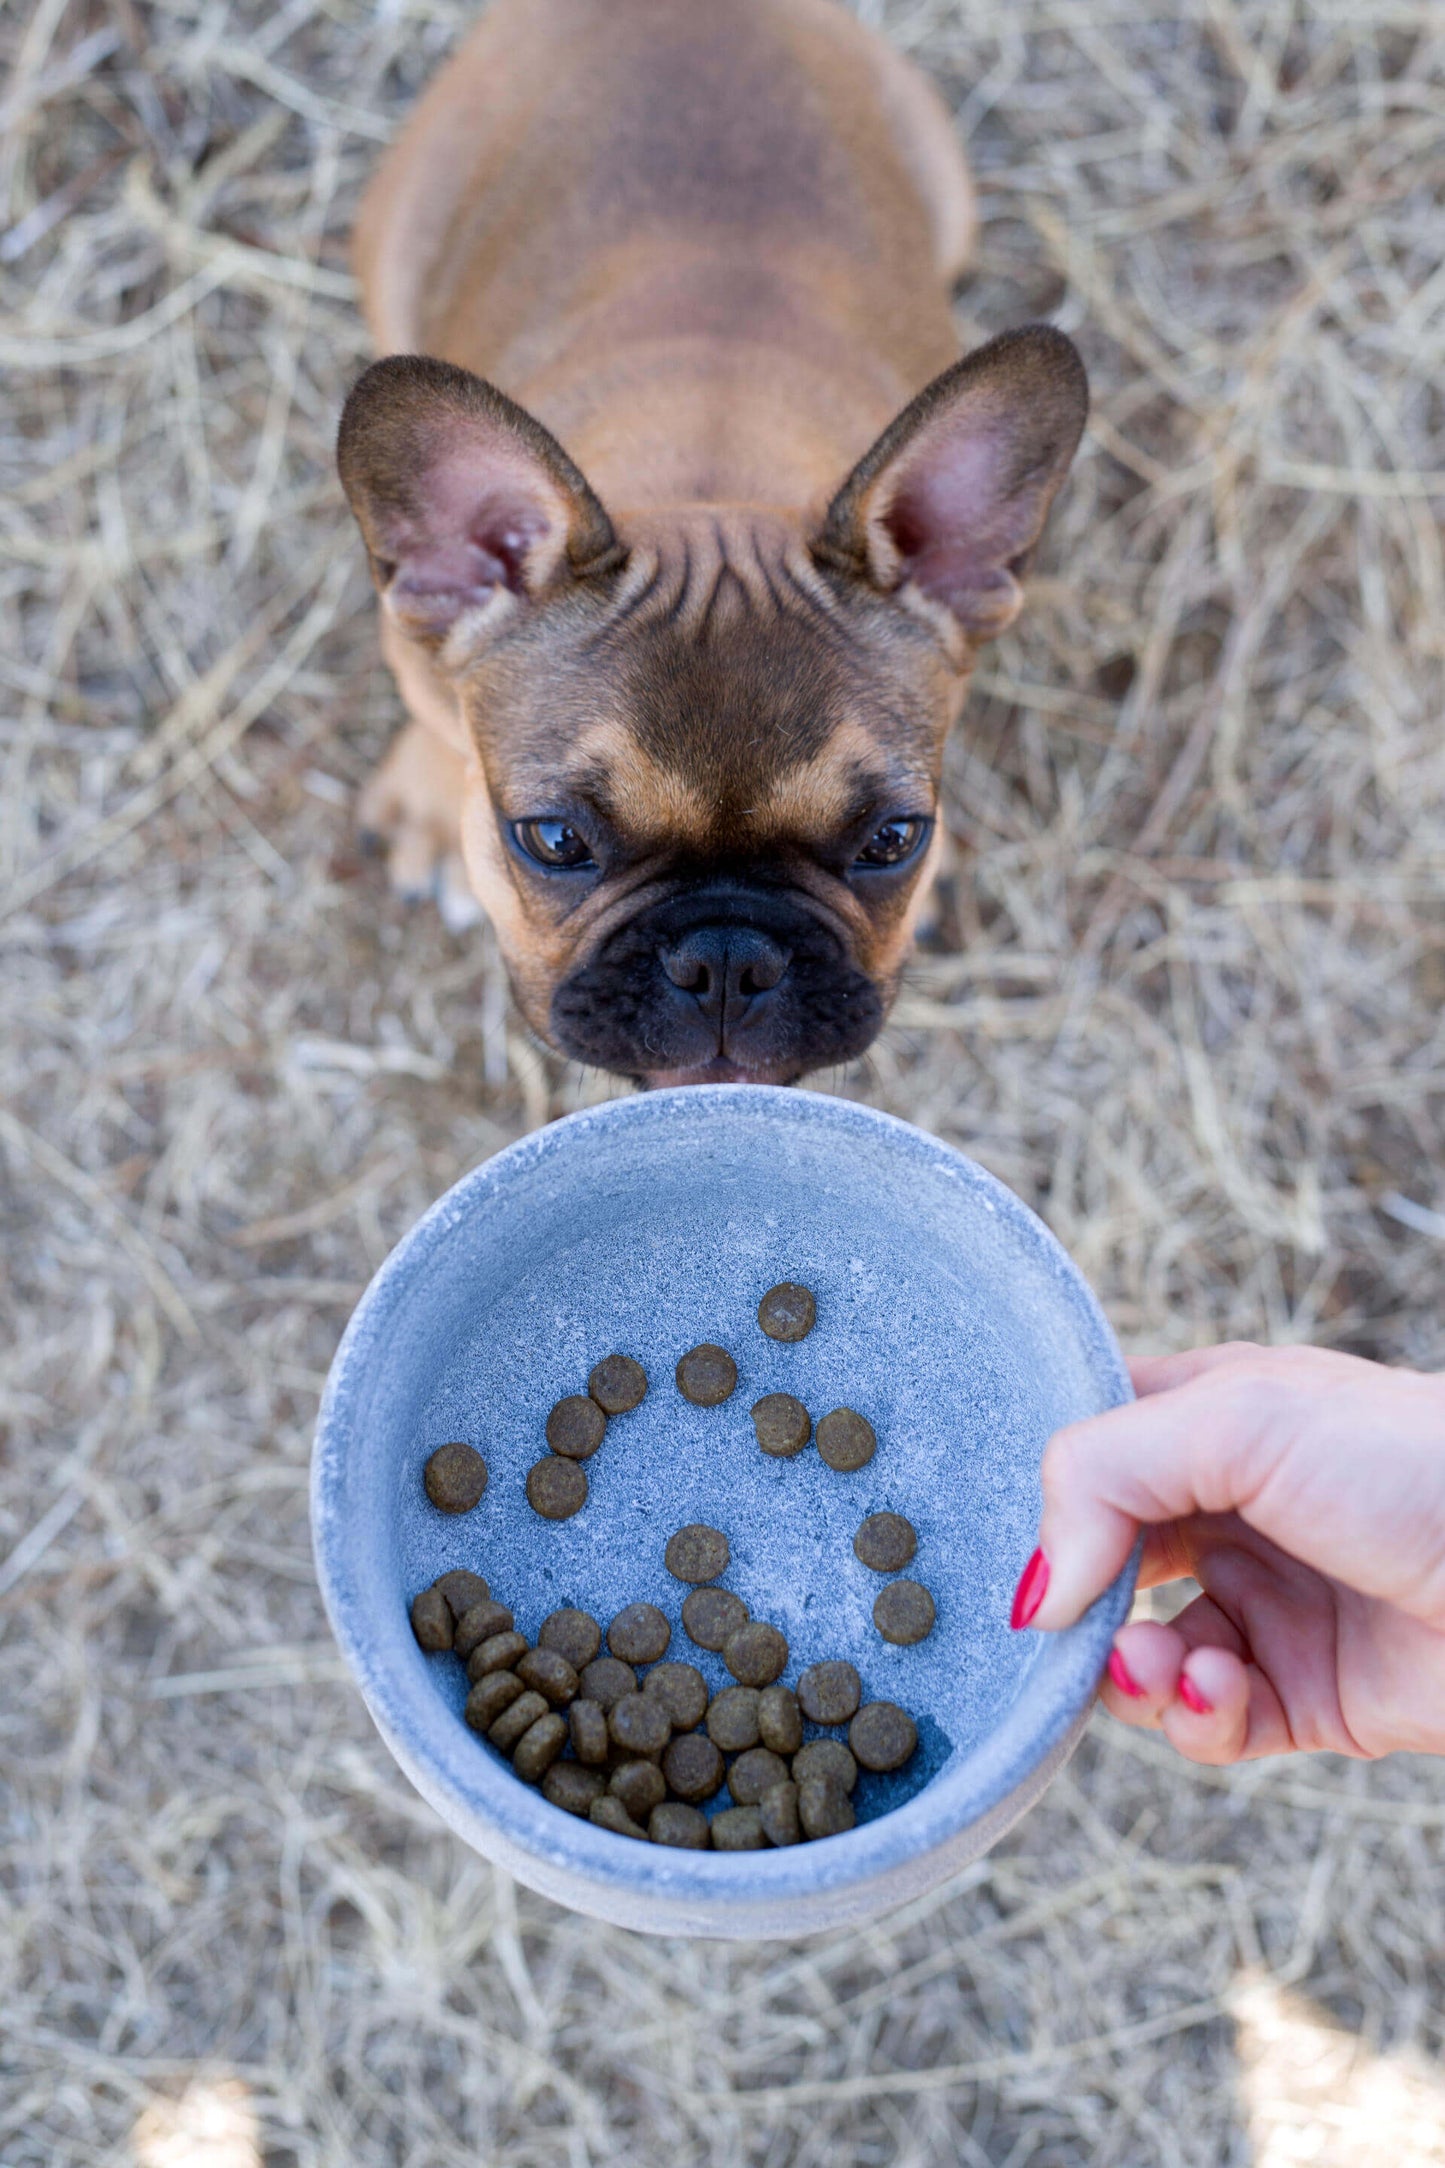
[340,0,1087,1085]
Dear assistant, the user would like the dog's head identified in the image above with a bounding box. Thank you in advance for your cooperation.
[337,331,1085,1085]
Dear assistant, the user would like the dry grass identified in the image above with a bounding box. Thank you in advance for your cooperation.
[2,0,1444,2159]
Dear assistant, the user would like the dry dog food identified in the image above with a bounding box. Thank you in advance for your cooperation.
[464,1671,525,1732]
[796,1660,861,1726]
[757,1282,816,1342]
[791,1738,857,1794]
[873,1579,936,1645]
[798,1774,855,1838]
[607,1691,672,1758]
[675,1344,738,1405]
[815,1408,876,1473]
[759,1780,801,1846]
[515,1646,579,1705]
[723,1621,789,1688]
[468,1628,528,1678]
[750,1392,811,1457]
[546,1395,607,1460]
[849,1701,918,1772]
[644,1661,709,1731]
[588,1354,648,1414]
[434,1569,490,1618]
[526,1456,587,1520]
[607,1603,671,1664]
[455,1599,514,1660]
[543,1763,607,1816]
[662,1731,724,1801]
[711,1804,767,1850]
[568,1699,610,1765]
[423,1441,488,1513]
[513,1712,568,1783]
[649,1802,710,1848]
[577,1655,637,1709]
[705,1685,761,1753]
[409,1587,453,1652]
[538,1607,602,1669]
[589,1795,645,1840]
[681,1586,749,1651]
[853,1512,917,1573]
[664,1524,730,1583]
[609,1760,667,1820]
[757,1685,803,1755]
[727,1747,790,1805]
[489,1689,549,1753]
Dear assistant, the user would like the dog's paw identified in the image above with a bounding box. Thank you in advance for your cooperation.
[356,723,486,931]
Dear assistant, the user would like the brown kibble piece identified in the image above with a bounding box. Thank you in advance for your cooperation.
[649,1802,710,1848]
[728,1747,790,1806]
[538,1608,602,1669]
[797,1660,862,1726]
[464,1671,525,1733]
[750,1393,812,1457]
[542,1763,607,1816]
[512,1712,568,1783]
[569,1699,611,1765]
[711,1805,766,1850]
[433,1569,489,1619]
[873,1580,936,1645]
[853,1512,917,1573]
[757,1282,816,1342]
[608,1691,672,1758]
[516,1647,580,1706]
[792,1738,857,1794]
[664,1523,730,1583]
[644,1661,708,1731]
[662,1731,725,1802]
[589,1796,646,1840]
[468,1630,528,1680]
[758,1685,803,1755]
[723,1621,789,1688]
[607,1603,670,1664]
[546,1394,607,1460]
[706,1685,761,1752]
[849,1701,918,1772]
[424,1442,488,1513]
[488,1689,549,1752]
[759,1780,801,1847]
[682,1586,749,1652]
[816,1408,876,1473]
[588,1354,648,1414]
[578,1656,637,1710]
[609,1760,667,1819]
[410,1588,453,1652]
[676,1343,737,1405]
[455,1599,514,1660]
[798,1774,855,1838]
[526,1456,587,1519]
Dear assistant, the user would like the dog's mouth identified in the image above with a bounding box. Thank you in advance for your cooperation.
[639,1055,801,1090]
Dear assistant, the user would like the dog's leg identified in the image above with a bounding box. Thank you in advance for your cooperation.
[357,722,484,932]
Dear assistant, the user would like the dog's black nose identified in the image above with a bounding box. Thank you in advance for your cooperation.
[659,926,790,1030]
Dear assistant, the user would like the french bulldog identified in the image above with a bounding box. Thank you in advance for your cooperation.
[338,0,1086,1087]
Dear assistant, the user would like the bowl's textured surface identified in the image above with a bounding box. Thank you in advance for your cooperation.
[312,1087,1134,1937]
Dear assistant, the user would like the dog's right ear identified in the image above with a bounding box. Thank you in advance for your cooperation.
[337,355,624,652]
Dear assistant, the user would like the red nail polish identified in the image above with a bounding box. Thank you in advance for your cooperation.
[1009,1548,1050,1630]
[1177,1672,1214,1716]
[1107,1648,1146,1699]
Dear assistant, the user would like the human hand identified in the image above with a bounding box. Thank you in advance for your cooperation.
[1011,1344,1445,1763]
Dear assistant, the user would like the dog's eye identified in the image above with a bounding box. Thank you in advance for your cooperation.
[855,817,929,868]
[513,818,596,869]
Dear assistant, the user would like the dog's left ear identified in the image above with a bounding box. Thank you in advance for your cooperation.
[813,325,1087,644]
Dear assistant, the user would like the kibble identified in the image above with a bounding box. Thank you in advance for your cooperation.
[489,1689,549,1753]
[578,1655,637,1709]
[454,1599,514,1659]
[797,1660,861,1726]
[757,1282,816,1342]
[853,1512,917,1573]
[682,1586,749,1651]
[649,1802,710,1848]
[465,1671,525,1732]
[568,1699,610,1765]
[798,1774,855,1838]
[664,1523,730,1583]
[609,1761,667,1820]
[644,1661,709,1732]
[516,1647,579,1705]
[526,1456,587,1519]
[849,1701,918,1772]
[728,1747,790,1806]
[589,1796,646,1840]
[723,1621,789,1688]
[706,1686,761,1753]
[676,1343,737,1405]
[815,1408,876,1473]
[546,1394,607,1460]
[588,1354,648,1414]
[409,1588,453,1652]
[468,1629,528,1679]
[513,1712,568,1783]
[757,1685,804,1755]
[662,1731,724,1802]
[792,1738,857,1794]
[543,1763,607,1816]
[607,1603,671,1664]
[607,1691,672,1759]
[759,1780,801,1847]
[538,1607,602,1669]
[750,1392,811,1457]
[434,1569,490,1618]
[711,1805,766,1850]
[424,1441,489,1513]
[873,1579,936,1645]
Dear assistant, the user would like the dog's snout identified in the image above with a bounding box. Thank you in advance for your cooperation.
[659,926,790,1025]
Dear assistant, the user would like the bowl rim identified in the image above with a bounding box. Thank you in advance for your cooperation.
[312,1084,1136,1913]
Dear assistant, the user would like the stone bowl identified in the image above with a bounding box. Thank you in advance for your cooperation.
[312,1086,1134,1939]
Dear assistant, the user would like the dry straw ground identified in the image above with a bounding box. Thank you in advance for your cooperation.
[2,0,1444,2160]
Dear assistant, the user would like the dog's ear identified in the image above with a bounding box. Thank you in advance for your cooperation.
[813,326,1087,644]
[337,355,623,649]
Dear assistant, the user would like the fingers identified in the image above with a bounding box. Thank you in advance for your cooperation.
[1128,1343,1263,1397]
[1099,1619,1296,1764]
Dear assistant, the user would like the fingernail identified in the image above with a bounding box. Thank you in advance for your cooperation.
[1009,1547,1050,1630]
[1107,1648,1146,1698]
[1176,1671,1214,1716]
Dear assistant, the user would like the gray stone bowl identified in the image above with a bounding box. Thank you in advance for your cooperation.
[312,1086,1134,1939]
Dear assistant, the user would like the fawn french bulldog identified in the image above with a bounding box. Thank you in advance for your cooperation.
[339,0,1086,1086]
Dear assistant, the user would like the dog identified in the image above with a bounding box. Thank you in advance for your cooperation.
[338,0,1086,1087]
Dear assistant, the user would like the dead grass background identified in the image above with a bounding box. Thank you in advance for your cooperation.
[2,0,1444,2160]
